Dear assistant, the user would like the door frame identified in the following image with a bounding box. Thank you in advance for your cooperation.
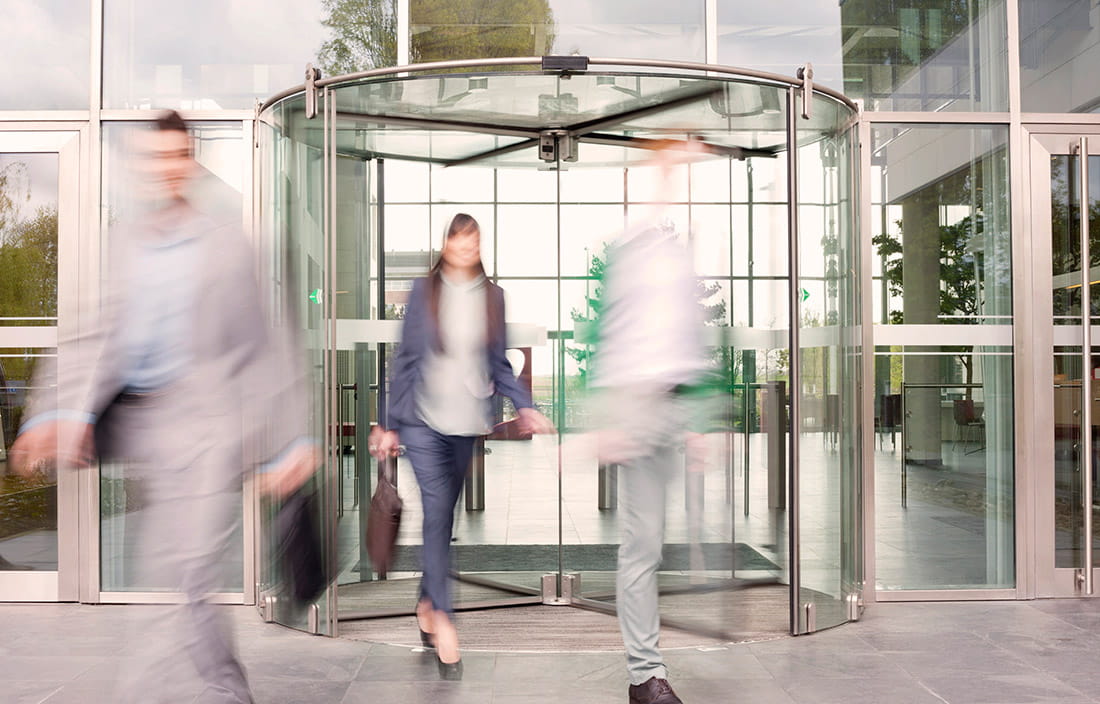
[0,127,86,602]
[1025,125,1100,598]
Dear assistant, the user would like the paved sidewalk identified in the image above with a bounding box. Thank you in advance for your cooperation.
[3,599,1100,703]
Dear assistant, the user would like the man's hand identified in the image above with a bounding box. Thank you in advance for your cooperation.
[8,421,94,476]
[517,407,555,435]
[368,426,400,460]
[257,443,320,500]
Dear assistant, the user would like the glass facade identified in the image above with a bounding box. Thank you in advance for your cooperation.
[1020,0,1100,112]
[871,124,1015,590]
[2,0,1100,615]
[718,0,1010,112]
[0,0,89,110]
[103,0,328,109]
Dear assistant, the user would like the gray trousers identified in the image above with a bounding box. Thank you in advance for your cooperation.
[112,391,252,704]
[613,391,683,686]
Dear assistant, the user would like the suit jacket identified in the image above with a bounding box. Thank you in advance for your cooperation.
[26,205,307,475]
[383,276,532,431]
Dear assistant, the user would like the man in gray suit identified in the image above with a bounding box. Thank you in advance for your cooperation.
[11,110,316,704]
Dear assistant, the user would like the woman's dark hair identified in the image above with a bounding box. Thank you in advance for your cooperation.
[426,213,502,352]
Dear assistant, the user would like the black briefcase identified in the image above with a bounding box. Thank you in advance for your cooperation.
[274,486,329,604]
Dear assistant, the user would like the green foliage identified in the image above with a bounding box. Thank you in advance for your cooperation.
[872,213,982,326]
[409,0,555,63]
[567,242,729,386]
[0,206,58,323]
[317,0,398,76]
[316,0,556,76]
[873,211,987,388]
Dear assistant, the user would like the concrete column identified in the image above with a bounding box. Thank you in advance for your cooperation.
[901,188,943,466]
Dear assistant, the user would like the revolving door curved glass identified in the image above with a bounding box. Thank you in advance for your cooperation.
[255,58,862,641]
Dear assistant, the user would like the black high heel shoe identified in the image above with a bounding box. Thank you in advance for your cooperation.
[437,657,463,680]
[416,616,434,648]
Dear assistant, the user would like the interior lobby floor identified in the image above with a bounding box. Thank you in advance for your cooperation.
[5,599,1100,703]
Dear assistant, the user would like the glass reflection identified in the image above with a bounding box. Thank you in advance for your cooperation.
[98,121,246,592]
[0,154,59,326]
[0,0,88,109]
[405,0,705,65]
[1021,0,1100,113]
[718,0,1009,112]
[871,123,1014,591]
[0,349,58,572]
[104,0,328,109]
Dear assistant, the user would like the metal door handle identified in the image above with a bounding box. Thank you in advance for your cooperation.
[1076,136,1094,595]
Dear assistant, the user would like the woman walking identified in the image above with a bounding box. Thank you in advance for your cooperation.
[369,213,553,679]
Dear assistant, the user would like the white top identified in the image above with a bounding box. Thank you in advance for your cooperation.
[416,272,493,436]
[590,223,707,390]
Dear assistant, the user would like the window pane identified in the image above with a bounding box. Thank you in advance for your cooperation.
[0,0,88,109]
[103,0,331,109]
[718,0,1009,112]
[103,122,245,228]
[99,122,247,592]
[0,154,59,326]
[871,122,1014,591]
[411,0,705,63]
[0,349,58,572]
[870,124,1011,325]
[1020,0,1100,112]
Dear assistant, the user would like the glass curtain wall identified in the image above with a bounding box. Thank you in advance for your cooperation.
[718,0,1009,112]
[1019,0,1100,113]
[871,124,1014,592]
[98,120,249,593]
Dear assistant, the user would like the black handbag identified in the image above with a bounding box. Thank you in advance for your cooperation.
[365,456,403,577]
[274,486,328,604]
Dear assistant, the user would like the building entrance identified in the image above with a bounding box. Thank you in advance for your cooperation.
[255,57,862,642]
[1028,129,1100,598]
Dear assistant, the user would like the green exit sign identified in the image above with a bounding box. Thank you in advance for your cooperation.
[309,288,322,304]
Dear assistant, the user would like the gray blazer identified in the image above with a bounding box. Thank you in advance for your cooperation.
[26,207,307,473]
[384,276,533,431]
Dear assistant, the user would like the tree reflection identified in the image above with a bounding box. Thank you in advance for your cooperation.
[317,0,556,76]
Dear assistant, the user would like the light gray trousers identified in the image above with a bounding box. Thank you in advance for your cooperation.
[612,391,683,686]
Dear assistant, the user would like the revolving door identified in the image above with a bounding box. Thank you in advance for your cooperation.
[255,57,862,642]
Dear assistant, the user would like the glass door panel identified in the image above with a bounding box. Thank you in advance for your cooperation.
[794,112,860,631]
[1042,134,1100,594]
[0,131,80,601]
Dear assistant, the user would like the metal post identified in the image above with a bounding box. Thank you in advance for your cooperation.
[786,86,804,634]
[743,385,750,517]
[598,463,618,510]
[376,158,389,488]
[1078,138,1094,595]
[901,385,908,509]
[465,437,486,511]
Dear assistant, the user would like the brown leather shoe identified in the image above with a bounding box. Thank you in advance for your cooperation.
[628,677,683,704]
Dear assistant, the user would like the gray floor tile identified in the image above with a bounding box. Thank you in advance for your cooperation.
[250,678,353,704]
[783,678,943,704]
[919,673,1094,704]
[343,680,489,704]
[2,682,66,704]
